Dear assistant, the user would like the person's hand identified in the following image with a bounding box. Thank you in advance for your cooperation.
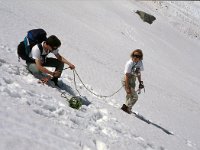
[139,81,144,89]
[53,70,61,78]
[69,64,75,70]
[39,76,51,84]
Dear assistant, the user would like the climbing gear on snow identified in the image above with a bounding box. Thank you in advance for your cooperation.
[69,97,82,109]
[61,93,82,109]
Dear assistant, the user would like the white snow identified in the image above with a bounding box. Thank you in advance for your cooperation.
[0,0,200,150]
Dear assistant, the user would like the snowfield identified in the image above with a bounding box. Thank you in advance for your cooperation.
[0,0,200,150]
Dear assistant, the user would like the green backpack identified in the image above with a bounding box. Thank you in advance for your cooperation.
[69,97,82,109]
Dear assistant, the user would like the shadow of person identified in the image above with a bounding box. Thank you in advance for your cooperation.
[133,112,174,135]
[56,80,76,96]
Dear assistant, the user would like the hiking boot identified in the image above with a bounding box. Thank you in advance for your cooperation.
[121,104,131,114]
[121,104,127,111]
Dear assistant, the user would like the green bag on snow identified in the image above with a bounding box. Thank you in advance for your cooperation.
[69,97,82,109]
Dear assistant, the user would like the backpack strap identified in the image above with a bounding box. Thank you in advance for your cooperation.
[131,62,138,73]
[37,43,48,63]
[24,37,31,55]
[37,43,43,54]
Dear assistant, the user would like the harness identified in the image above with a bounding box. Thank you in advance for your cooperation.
[131,62,138,74]
[37,43,48,63]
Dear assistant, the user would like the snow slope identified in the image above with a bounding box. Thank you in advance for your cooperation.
[0,0,200,150]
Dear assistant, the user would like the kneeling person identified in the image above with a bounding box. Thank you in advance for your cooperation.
[27,35,75,85]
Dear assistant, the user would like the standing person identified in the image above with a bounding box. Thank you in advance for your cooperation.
[121,49,144,114]
[26,35,75,85]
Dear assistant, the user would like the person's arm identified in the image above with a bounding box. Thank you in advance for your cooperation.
[55,53,75,69]
[137,61,144,84]
[31,45,54,76]
[35,59,61,83]
[136,71,144,89]
[35,59,56,84]
[35,59,54,76]
[137,71,141,82]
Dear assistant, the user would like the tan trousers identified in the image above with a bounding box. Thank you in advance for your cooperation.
[122,75,138,110]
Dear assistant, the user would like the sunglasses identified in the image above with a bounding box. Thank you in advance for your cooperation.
[132,54,142,59]
[49,46,58,51]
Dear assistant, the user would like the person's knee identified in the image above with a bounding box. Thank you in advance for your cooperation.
[132,92,138,101]
[27,64,41,74]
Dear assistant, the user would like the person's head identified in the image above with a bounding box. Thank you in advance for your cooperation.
[130,49,143,62]
[45,35,61,52]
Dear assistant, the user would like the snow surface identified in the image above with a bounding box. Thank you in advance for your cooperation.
[0,0,200,150]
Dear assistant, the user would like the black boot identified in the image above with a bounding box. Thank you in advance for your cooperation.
[121,104,127,111]
[51,77,58,86]
[121,104,131,114]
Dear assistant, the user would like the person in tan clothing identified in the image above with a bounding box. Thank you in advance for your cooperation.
[121,49,144,114]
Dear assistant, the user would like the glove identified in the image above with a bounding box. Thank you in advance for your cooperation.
[139,81,144,89]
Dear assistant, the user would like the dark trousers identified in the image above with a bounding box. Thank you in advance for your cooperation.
[27,58,64,79]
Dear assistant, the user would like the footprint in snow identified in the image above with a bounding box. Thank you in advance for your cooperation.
[0,79,22,98]
[0,59,28,76]
[33,108,56,118]
[26,92,66,118]
[90,109,108,123]
[2,87,21,98]
[0,44,13,52]
[0,58,7,64]
[31,105,65,118]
